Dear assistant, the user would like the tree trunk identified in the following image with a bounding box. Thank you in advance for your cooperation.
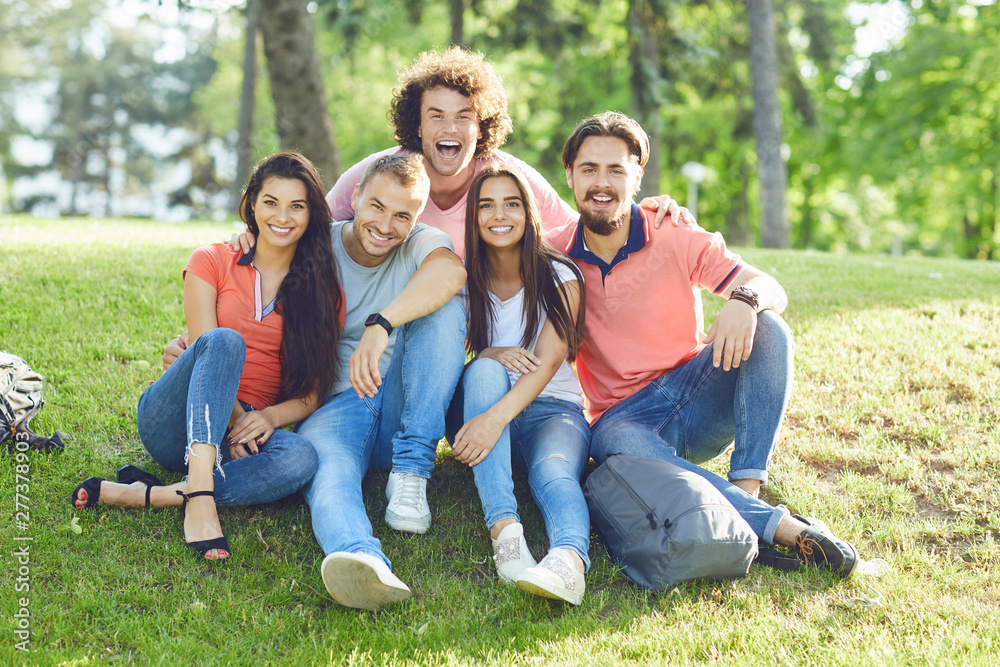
[259,0,342,185]
[628,0,663,201]
[450,0,464,47]
[726,159,751,246]
[233,0,258,209]
[747,0,789,248]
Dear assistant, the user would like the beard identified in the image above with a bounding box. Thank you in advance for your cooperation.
[577,189,631,237]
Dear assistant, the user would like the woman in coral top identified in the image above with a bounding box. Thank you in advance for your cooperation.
[71,152,342,561]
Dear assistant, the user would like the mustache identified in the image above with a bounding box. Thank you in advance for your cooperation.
[585,189,619,201]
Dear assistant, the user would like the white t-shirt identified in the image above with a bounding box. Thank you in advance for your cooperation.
[462,260,584,406]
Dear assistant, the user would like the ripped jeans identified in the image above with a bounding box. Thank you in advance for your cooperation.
[446,358,592,570]
[136,328,318,506]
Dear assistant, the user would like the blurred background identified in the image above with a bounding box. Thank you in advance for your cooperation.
[1,0,997,258]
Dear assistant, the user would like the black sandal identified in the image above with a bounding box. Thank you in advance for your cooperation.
[116,465,164,507]
[70,477,103,509]
[176,490,230,559]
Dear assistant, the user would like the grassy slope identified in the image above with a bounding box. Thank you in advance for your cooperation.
[1,217,998,666]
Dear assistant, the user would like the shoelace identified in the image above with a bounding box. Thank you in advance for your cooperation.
[795,535,828,564]
[392,475,425,508]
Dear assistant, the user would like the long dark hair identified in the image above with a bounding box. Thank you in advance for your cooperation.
[464,163,585,359]
[239,151,342,401]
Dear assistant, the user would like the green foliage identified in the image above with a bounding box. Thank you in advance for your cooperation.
[3,0,999,260]
[843,0,1000,259]
[2,217,1000,665]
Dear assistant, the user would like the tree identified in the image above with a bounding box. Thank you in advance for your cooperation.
[232,0,259,208]
[845,0,1000,258]
[628,0,669,201]
[259,0,342,184]
[747,0,790,248]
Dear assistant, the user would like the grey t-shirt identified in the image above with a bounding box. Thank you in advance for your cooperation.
[331,220,453,396]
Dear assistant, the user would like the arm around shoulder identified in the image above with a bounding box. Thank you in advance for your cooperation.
[380,247,467,328]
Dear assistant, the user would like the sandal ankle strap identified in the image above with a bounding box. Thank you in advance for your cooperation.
[176,490,216,500]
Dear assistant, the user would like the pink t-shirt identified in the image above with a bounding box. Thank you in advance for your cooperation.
[325,147,577,259]
[544,206,743,423]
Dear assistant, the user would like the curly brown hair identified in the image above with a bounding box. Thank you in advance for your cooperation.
[390,46,513,159]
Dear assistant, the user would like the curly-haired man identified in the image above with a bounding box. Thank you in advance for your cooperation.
[325,46,689,258]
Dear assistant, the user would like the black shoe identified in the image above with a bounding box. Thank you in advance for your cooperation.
[792,514,858,578]
[116,465,164,506]
[176,489,230,560]
[70,477,103,509]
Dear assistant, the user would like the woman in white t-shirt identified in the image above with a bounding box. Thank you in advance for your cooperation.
[447,163,590,605]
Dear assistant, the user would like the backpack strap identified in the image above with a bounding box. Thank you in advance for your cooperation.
[753,542,801,571]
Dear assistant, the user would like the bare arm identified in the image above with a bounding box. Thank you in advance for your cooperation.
[226,392,321,454]
[182,275,254,452]
[453,280,581,466]
[350,247,467,398]
[704,265,787,371]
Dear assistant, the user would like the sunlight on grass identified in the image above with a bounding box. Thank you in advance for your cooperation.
[2,219,999,665]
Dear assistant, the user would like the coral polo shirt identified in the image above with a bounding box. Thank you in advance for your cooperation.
[544,204,743,423]
[184,244,285,410]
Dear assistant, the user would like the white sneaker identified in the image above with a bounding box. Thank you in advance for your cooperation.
[515,548,585,605]
[320,551,411,612]
[385,471,431,534]
[491,522,536,583]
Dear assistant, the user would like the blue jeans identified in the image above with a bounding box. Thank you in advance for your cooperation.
[589,311,793,544]
[136,328,319,506]
[298,297,465,566]
[446,358,592,570]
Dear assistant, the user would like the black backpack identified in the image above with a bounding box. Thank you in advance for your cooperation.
[584,455,760,590]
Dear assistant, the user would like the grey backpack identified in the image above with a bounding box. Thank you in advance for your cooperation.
[584,455,759,590]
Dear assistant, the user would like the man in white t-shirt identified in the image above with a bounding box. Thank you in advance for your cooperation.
[325,46,692,258]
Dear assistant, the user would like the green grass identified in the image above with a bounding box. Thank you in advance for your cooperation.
[2,216,999,666]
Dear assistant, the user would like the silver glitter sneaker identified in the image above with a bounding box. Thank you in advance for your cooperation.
[490,522,536,582]
[515,548,585,605]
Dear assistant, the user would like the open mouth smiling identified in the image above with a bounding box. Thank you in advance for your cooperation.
[437,141,461,159]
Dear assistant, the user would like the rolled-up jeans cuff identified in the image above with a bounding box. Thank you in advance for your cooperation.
[390,466,430,479]
[762,504,790,545]
[729,468,768,485]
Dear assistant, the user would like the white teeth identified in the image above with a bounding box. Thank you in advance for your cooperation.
[489,226,513,233]
[593,195,612,202]
[269,224,292,233]
[439,141,460,147]
[368,229,391,242]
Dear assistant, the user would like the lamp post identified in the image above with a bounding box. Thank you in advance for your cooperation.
[681,161,708,219]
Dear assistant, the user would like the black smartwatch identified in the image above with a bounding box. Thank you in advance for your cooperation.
[365,312,393,336]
